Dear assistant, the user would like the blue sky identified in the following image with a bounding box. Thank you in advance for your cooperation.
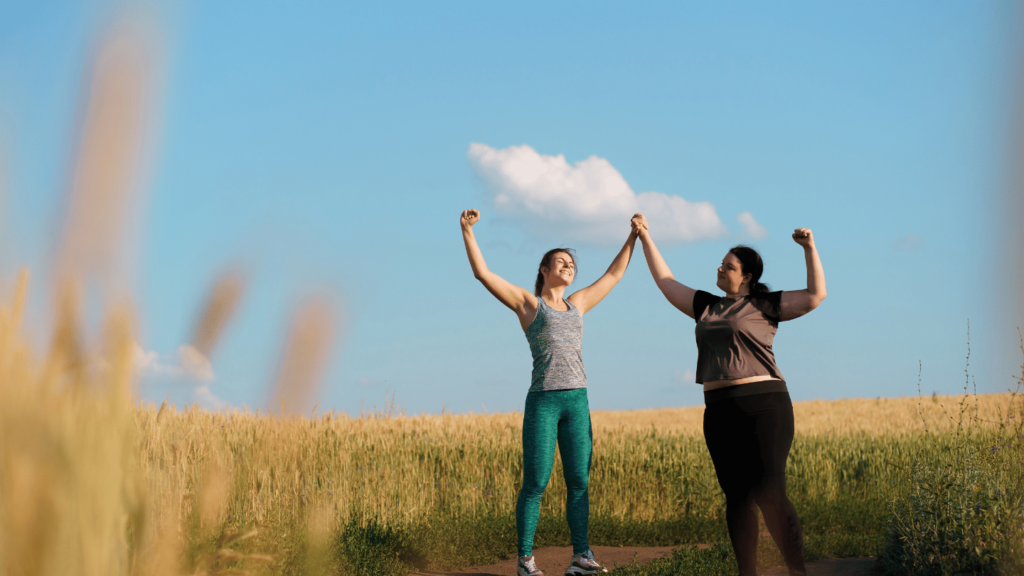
[1,1,1021,414]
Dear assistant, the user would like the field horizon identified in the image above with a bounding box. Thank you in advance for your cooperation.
[141,391,1019,433]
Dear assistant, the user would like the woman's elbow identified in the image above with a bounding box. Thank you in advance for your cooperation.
[810,291,826,309]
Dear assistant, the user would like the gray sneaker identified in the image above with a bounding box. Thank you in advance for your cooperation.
[518,555,544,576]
[565,550,607,575]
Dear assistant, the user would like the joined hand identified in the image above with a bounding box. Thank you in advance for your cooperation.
[631,213,649,237]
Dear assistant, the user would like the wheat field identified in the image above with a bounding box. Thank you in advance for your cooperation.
[3,260,1021,575]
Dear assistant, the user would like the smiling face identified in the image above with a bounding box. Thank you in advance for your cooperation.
[542,251,576,290]
[716,252,751,295]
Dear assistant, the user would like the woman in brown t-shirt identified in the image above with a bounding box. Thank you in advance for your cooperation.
[631,213,826,576]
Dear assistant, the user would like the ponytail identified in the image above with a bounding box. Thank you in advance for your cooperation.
[728,245,770,294]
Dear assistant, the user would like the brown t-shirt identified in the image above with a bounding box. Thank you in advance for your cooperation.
[692,290,785,384]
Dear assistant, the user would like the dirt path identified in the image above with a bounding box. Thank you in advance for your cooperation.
[762,557,877,576]
[409,546,876,575]
[408,545,680,575]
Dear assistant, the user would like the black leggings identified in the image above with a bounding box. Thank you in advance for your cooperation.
[703,382,806,576]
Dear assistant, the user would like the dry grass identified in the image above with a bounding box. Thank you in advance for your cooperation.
[3,258,1021,576]
[0,271,144,576]
[592,393,1014,436]
[132,392,1020,533]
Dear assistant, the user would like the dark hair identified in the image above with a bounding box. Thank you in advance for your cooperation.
[535,248,577,296]
[728,245,770,295]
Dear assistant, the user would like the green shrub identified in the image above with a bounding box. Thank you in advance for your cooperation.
[877,333,1024,576]
[877,444,1004,575]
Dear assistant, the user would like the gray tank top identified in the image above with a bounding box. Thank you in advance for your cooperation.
[525,298,587,392]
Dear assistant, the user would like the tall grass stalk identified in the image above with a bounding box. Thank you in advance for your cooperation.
[0,271,143,576]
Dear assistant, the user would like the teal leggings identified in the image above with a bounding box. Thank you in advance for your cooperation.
[516,387,593,556]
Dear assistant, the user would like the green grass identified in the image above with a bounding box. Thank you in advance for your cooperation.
[609,533,886,576]
[302,500,889,576]
[311,427,1019,576]
[321,461,912,575]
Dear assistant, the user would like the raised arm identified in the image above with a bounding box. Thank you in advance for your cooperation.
[461,209,537,319]
[567,227,638,314]
[633,213,698,319]
[779,228,826,321]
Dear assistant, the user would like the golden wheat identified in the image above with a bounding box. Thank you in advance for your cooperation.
[130,392,1020,540]
[3,259,1021,575]
[4,254,1021,575]
[592,393,1014,436]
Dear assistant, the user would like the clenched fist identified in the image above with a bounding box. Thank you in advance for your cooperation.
[461,209,480,229]
[792,228,814,248]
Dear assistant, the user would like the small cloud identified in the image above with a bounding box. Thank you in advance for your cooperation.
[193,385,231,411]
[178,344,214,382]
[356,377,380,388]
[468,143,730,245]
[893,234,924,252]
[673,369,696,384]
[737,212,768,240]
[133,345,161,373]
[133,343,183,378]
[134,343,215,382]
[135,342,229,410]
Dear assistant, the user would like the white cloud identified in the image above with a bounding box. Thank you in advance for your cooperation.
[133,346,161,373]
[737,212,768,240]
[133,343,214,382]
[673,369,696,384]
[177,345,214,382]
[467,143,729,244]
[134,343,230,410]
[193,385,231,411]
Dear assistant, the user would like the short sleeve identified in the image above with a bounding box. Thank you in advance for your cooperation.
[750,291,783,322]
[692,290,720,322]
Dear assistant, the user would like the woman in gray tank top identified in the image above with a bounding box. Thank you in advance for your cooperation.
[632,212,826,576]
[460,208,638,576]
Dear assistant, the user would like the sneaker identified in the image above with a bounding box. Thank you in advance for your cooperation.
[565,550,607,575]
[518,555,544,576]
